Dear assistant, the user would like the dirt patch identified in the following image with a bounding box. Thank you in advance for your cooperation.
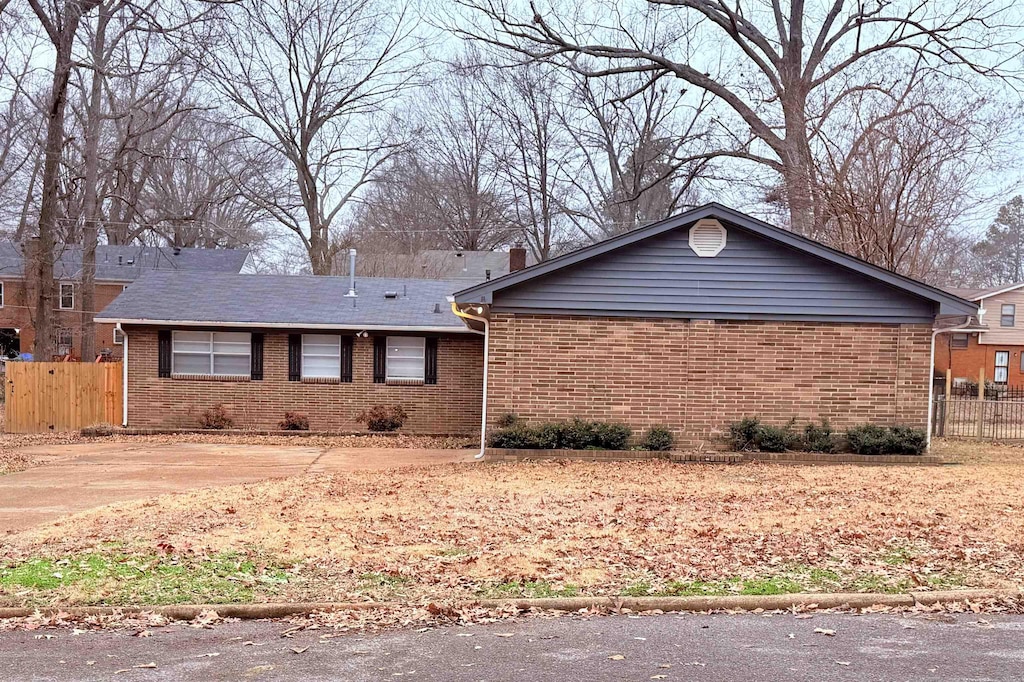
[2,439,1022,606]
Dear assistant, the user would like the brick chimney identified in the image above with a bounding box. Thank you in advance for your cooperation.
[509,243,527,272]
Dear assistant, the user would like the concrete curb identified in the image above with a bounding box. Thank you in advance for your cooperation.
[1,589,1019,621]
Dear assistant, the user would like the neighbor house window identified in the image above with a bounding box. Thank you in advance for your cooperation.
[59,282,74,309]
[301,334,340,378]
[386,336,425,382]
[56,328,73,356]
[951,333,969,349]
[1002,304,1016,327]
[113,328,124,345]
[995,351,1009,384]
[0,281,5,307]
[172,331,250,376]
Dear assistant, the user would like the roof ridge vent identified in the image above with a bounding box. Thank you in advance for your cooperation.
[688,219,727,257]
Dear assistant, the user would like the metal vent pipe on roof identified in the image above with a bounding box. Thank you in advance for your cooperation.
[344,248,357,297]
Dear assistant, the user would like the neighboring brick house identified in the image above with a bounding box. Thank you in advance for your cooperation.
[95,273,485,433]
[935,283,1024,387]
[0,242,251,360]
[452,204,976,447]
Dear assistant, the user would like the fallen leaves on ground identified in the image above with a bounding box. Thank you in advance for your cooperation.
[2,440,1023,608]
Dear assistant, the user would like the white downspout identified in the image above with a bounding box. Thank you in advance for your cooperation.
[927,318,977,448]
[117,323,128,427]
[451,303,489,459]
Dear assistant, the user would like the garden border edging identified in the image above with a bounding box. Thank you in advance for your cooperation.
[484,448,943,465]
[0,589,1017,622]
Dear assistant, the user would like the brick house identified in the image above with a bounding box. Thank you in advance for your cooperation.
[934,283,1024,387]
[452,204,976,447]
[96,272,485,432]
[0,243,250,360]
[97,205,976,443]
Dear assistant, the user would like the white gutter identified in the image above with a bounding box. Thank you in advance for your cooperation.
[117,323,128,427]
[93,318,472,334]
[451,302,489,460]
[927,318,986,448]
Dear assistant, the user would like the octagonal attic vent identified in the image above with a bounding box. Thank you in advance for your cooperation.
[688,219,727,257]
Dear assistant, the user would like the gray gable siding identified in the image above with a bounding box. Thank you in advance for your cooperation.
[490,222,937,323]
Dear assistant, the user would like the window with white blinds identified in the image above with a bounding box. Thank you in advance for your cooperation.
[386,336,425,381]
[172,331,250,376]
[302,334,341,378]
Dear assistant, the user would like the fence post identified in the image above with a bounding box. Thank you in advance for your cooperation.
[943,369,952,437]
[976,367,985,439]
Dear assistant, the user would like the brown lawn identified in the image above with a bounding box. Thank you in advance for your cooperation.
[3,439,1024,605]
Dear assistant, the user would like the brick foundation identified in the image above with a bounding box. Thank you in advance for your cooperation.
[125,327,483,433]
[486,313,933,447]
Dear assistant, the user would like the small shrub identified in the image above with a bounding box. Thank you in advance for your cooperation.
[279,412,310,431]
[728,416,761,451]
[495,413,519,429]
[487,419,631,450]
[846,424,925,455]
[845,424,891,455]
[593,422,632,450]
[804,419,836,453]
[754,419,799,453]
[81,422,116,437]
[886,425,927,455]
[560,419,596,449]
[487,424,540,449]
[357,404,408,432]
[198,404,233,430]
[640,426,674,451]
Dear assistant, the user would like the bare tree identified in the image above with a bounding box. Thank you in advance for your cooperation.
[454,0,1023,236]
[482,62,576,261]
[27,0,104,360]
[204,0,422,275]
[558,70,715,239]
[354,65,514,254]
[972,197,1024,286]
[816,74,1007,282]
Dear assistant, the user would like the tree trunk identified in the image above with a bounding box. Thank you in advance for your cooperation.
[34,11,85,360]
[80,4,110,363]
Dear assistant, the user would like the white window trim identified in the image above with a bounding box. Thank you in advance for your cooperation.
[1001,304,1016,328]
[385,336,426,383]
[995,350,1010,384]
[171,330,251,377]
[113,328,124,345]
[301,333,341,380]
[0,281,5,308]
[59,282,74,310]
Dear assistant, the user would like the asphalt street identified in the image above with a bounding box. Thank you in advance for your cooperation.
[0,611,1021,681]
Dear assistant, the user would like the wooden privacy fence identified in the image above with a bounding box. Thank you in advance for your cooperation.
[4,362,122,433]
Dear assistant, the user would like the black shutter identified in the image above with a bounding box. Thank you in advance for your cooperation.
[288,334,301,381]
[340,336,353,383]
[424,337,438,385]
[157,330,171,378]
[373,336,386,383]
[250,333,264,380]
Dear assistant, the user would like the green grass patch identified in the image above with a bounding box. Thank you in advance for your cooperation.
[478,580,580,599]
[433,547,471,558]
[0,552,290,606]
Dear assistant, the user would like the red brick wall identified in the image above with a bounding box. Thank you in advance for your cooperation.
[0,278,126,358]
[934,332,1024,386]
[124,327,483,433]
[487,313,933,447]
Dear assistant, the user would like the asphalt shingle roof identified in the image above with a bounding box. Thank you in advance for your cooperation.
[0,243,250,281]
[96,271,468,330]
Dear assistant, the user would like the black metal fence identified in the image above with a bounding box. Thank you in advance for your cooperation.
[932,394,1024,439]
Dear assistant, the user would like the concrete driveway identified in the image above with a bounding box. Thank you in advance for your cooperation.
[0,442,476,534]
